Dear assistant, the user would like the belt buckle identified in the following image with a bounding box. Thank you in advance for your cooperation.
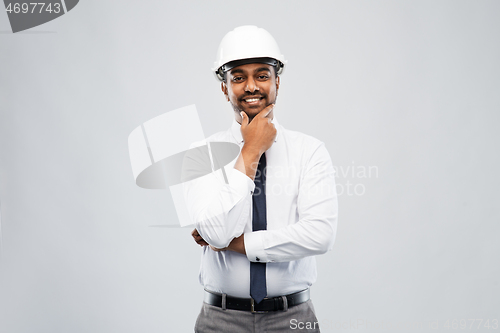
[250,298,268,313]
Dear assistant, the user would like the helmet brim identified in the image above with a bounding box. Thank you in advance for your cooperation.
[215,57,284,81]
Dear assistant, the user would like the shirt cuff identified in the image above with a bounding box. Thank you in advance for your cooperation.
[227,167,255,197]
[244,231,269,263]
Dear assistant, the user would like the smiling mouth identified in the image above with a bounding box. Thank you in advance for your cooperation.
[245,98,261,102]
[242,96,264,105]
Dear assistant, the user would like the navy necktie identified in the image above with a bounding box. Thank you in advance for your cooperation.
[250,153,267,304]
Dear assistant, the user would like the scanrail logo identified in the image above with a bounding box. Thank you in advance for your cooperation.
[3,0,79,33]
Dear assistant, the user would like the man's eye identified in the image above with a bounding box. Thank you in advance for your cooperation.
[258,75,269,80]
[232,77,244,82]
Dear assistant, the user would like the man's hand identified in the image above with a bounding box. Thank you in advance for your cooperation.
[191,229,246,255]
[235,104,276,180]
[210,234,245,254]
[225,234,246,255]
[240,104,277,157]
[191,228,208,246]
[191,228,226,250]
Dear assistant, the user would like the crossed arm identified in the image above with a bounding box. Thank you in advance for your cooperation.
[190,141,338,262]
[186,106,337,262]
[191,228,246,254]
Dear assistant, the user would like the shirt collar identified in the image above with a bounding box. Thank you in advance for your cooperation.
[231,116,280,144]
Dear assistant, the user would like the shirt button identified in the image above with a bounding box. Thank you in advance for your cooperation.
[250,190,254,195]
[256,257,260,261]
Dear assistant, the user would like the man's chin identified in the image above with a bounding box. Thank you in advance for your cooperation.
[242,107,265,119]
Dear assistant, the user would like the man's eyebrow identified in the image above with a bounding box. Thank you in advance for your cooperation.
[229,69,244,75]
[229,67,272,76]
[254,67,271,73]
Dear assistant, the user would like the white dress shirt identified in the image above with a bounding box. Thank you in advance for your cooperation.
[184,117,338,298]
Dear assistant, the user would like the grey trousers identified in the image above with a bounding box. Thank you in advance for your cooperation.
[194,299,321,332]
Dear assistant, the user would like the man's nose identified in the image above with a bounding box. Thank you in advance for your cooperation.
[245,77,259,93]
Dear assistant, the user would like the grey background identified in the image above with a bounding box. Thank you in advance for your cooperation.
[1,0,499,332]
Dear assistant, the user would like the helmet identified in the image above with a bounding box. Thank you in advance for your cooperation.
[212,25,287,81]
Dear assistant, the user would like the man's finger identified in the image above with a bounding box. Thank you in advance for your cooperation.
[192,228,209,246]
[210,245,227,252]
[193,235,203,241]
[240,111,249,128]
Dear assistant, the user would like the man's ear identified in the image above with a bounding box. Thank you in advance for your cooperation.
[221,82,229,100]
[276,76,280,94]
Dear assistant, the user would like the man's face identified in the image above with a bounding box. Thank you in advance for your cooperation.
[221,63,280,121]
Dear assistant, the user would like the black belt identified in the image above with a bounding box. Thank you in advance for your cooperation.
[204,288,310,313]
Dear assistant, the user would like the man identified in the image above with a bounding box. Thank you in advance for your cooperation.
[185,26,338,332]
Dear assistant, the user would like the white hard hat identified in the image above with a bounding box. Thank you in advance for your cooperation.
[212,25,287,81]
